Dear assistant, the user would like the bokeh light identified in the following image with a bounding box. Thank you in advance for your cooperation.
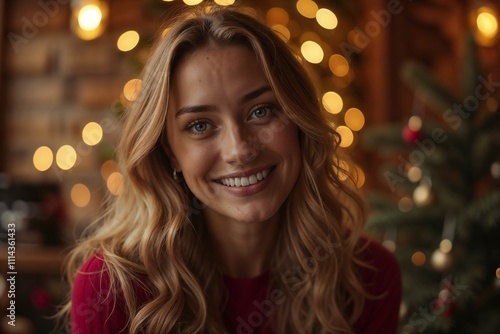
[33,146,54,172]
[266,7,289,26]
[439,239,453,253]
[107,172,124,196]
[398,197,413,212]
[183,0,203,5]
[477,7,498,39]
[82,122,103,146]
[411,251,426,266]
[101,160,119,181]
[301,40,324,64]
[272,24,291,42]
[322,91,343,114]
[344,107,365,131]
[296,0,318,19]
[117,30,140,52]
[408,115,422,131]
[407,166,422,183]
[329,54,349,77]
[316,8,338,30]
[214,0,235,5]
[56,145,77,170]
[71,184,91,208]
[78,4,102,31]
[336,126,354,148]
[123,79,142,102]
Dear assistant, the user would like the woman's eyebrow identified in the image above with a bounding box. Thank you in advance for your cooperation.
[175,104,216,118]
[174,86,272,118]
[238,85,273,104]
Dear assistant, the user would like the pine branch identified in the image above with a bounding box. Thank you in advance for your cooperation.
[401,61,461,113]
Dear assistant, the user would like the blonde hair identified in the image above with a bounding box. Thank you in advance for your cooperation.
[61,5,369,333]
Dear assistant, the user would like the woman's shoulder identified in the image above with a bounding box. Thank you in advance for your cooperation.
[353,234,402,333]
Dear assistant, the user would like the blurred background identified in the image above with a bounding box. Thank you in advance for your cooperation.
[0,0,499,333]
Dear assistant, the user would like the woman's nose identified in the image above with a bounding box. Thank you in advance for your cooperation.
[220,124,258,166]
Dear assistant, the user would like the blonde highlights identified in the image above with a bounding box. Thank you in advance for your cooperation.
[61,5,369,333]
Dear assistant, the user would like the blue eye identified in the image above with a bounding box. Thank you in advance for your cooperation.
[250,106,274,120]
[186,121,211,134]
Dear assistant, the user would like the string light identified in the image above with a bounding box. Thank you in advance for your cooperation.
[123,79,142,102]
[107,172,124,196]
[439,239,453,253]
[214,0,235,5]
[71,0,108,40]
[117,30,140,52]
[183,0,203,5]
[316,8,338,30]
[101,160,119,180]
[336,126,354,148]
[33,146,54,172]
[56,145,77,170]
[411,251,426,266]
[71,184,91,208]
[475,5,499,46]
[322,91,343,114]
[300,40,324,64]
[271,24,291,42]
[398,197,413,212]
[329,54,349,77]
[344,107,365,131]
[296,0,318,19]
[407,166,423,183]
[82,122,103,146]
[266,7,289,26]
[408,115,422,131]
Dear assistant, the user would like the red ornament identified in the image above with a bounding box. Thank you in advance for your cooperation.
[31,288,52,310]
[433,280,457,318]
[402,126,421,143]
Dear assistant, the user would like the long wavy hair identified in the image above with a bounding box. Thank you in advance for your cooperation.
[61,5,369,333]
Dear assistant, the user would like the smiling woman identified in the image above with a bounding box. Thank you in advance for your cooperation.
[59,4,401,334]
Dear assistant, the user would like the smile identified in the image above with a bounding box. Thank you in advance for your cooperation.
[217,168,272,187]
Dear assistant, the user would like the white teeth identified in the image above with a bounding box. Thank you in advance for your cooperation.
[219,168,271,188]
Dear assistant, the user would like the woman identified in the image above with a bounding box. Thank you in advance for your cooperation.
[63,5,401,334]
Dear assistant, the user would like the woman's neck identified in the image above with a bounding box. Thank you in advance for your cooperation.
[204,211,280,278]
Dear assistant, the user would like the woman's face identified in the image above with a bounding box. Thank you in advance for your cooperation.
[166,44,301,225]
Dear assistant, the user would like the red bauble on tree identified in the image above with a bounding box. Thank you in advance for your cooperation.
[402,126,421,144]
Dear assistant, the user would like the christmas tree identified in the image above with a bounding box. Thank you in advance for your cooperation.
[362,32,500,333]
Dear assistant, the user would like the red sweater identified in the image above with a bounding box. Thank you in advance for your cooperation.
[71,238,401,333]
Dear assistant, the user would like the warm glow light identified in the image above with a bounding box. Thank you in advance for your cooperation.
[78,4,102,31]
[344,107,365,131]
[383,240,396,252]
[336,126,354,148]
[398,197,413,212]
[107,172,124,196]
[354,165,365,188]
[272,24,291,42]
[439,239,453,253]
[82,122,103,146]
[71,184,91,208]
[101,160,119,180]
[316,8,338,30]
[322,91,343,114]
[56,145,77,170]
[296,0,318,19]
[407,166,422,183]
[329,54,349,77]
[117,30,140,52]
[408,115,422,131]
[214,0,235,5]
[183,0,203,5]
[496,267,500,279]
[411,251,426,266]
[477,9,498,39]
[336,159,350,181]
[33,146,53,172]
[301,41,324,64]
[266,7,289,26]
[123,79,142,102]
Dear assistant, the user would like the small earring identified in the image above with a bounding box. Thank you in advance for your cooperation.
[173,168,179,181]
